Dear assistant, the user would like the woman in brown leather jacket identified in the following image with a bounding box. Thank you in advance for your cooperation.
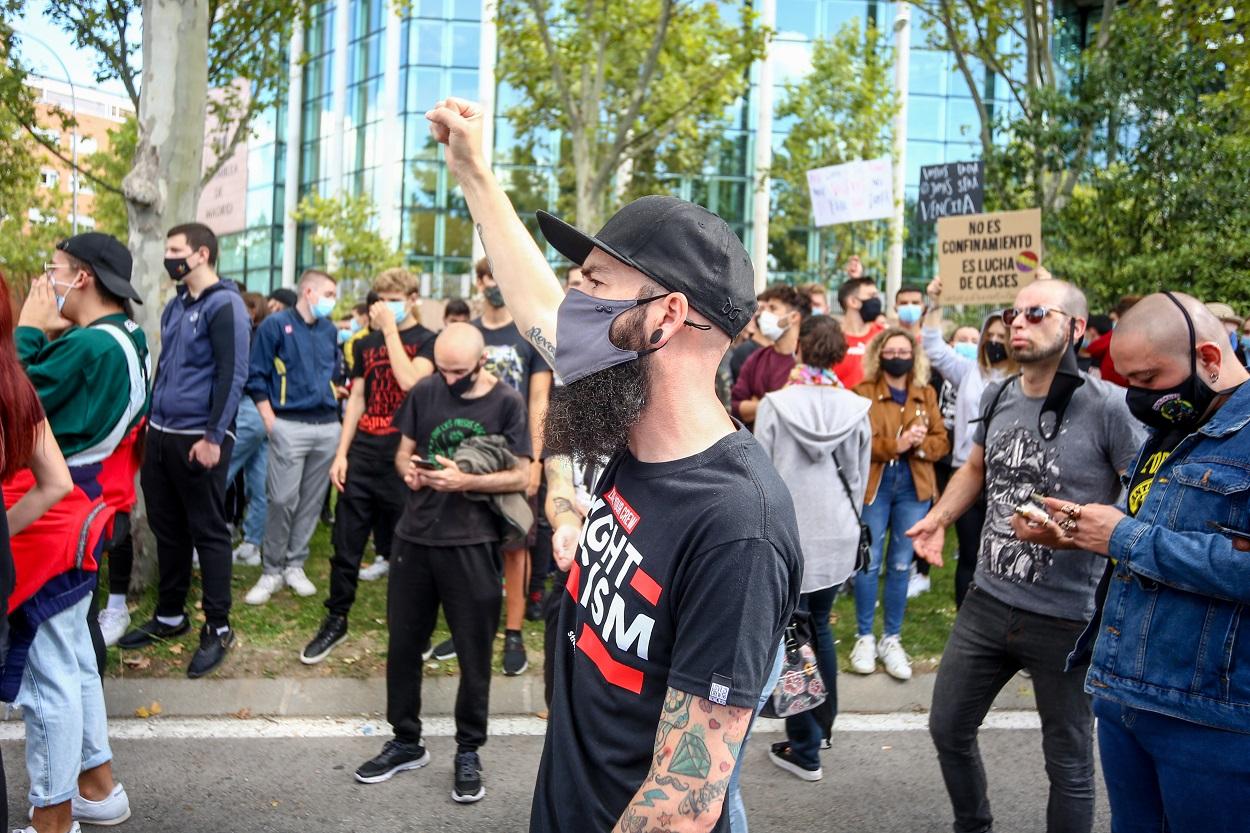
[849,328,950,681]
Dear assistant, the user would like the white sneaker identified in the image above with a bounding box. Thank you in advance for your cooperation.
[98,607,131,648]
[233,541,261,566]
[849,634,877,674]
[15,825,80,833]
[245,573,285,605]
[878,635,913,681]
[359,556,389,581]
[73,782,131,825]
[284,566,317,597]
[192,548,200,569]
[907,569,931,599]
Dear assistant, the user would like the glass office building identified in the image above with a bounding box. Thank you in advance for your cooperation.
[217,0,1040,296]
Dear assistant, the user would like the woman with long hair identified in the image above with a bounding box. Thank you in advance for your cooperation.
[851,328,950,681]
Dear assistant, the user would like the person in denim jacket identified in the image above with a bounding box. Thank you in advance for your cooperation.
[1015,292,1250,833]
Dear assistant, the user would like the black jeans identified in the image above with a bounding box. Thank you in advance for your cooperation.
[543,567,568,708]
[784,584,841,767]
[141,428,235,629]
[326,441,404,617]
[929,585,1094,833]
[387,538,502,753]
[953,497,986,608]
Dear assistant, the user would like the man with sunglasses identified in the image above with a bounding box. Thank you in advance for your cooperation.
[908,278,1143,833]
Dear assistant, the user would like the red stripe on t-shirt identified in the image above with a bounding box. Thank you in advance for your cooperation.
[629,567,662,606]
[565,559,581,599]
[577,623,644,694]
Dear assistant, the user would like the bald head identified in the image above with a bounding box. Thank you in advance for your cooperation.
[1018,278,1088,321]
[435,321,486,371]
[1113,292,1248,391]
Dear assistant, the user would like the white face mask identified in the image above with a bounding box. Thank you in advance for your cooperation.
[758,310,789,341]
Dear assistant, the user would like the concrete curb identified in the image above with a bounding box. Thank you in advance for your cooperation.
[81,671,1040,719]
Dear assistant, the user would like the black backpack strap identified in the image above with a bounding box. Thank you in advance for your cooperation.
[969,374,1019,437]
[831,448,864,525]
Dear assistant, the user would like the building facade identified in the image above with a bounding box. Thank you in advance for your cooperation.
[216,0,1049,297]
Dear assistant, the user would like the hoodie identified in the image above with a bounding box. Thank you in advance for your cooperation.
[755,386,872,593]
[922,320,1009,468]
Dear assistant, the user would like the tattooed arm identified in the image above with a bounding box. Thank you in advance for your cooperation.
[425,98,563,364]
[613,688,752,833]
[544,455,582,571]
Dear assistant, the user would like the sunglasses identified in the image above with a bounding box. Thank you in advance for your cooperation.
[1002,305,1070,326]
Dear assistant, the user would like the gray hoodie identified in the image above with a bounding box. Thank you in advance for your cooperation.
[755,385,872,593]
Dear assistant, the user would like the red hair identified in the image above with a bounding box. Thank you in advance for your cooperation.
[0,272,44,480]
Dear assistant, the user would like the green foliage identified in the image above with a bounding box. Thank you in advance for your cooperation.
[496,0,766,229]
[292,192,402,286]
[83,116,136,239]
[767,23,895,280]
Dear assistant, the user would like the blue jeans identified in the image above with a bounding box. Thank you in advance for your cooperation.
[227,398,269,546]
[726,639,784,833]
[784,584,840,768]
[1094,697,1250,833]
[856,463,930,637]
[15,594,112,806]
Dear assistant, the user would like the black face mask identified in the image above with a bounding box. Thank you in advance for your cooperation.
[484,286,505,308]
[881,357,914,378]
[164,256,192,282]
[859,297,883,323]
[985,341,1009,365]
[1124,293,1218,433]
[445,370,478,399]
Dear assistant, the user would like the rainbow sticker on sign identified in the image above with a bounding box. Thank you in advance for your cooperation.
[1016,251,1040,272]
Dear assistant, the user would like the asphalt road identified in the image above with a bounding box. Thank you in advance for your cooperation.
[1,720,1110,832]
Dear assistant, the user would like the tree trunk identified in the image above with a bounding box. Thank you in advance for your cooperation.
[123,0,211,588]
[572,129,602,232]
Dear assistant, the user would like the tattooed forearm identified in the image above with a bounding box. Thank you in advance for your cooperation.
[552,496,577,518]
[677,775,732,820]
[475,223,496,277]
[527,325,557,362]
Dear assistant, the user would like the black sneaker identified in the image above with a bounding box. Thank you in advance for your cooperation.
[300,614,348,665]
[768,741,822,782]
[431,637,456,661]
[452,751,485,803]
[187,624,235,679]
[118,614,191,649]
[355,739,430,784]
[502,631,528,676]
[525,591,543,622]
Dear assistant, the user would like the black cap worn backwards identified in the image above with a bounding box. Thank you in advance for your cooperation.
[537,196,756,338]
[56,232,141,303]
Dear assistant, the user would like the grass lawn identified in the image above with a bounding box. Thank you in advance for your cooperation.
[105,520,962,680]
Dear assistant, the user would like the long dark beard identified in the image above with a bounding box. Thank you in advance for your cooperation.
[544,310,652,461]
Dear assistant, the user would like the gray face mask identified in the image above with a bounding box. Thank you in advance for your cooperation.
[554,289,670,385]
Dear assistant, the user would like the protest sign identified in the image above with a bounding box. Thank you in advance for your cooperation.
[806,157,893,227]
[917,161,983,224]
[937,208,1042,305]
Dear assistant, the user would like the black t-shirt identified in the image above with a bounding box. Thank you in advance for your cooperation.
[391,376,531,546]
[529,429,803,833]
[472,318,550,405]
[1126,429,1186,518]
[350,325,437,451]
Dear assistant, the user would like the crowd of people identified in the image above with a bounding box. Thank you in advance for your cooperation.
[0,93,1248,833]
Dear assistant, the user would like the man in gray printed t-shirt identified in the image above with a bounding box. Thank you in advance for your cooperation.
[907,278,1144,833]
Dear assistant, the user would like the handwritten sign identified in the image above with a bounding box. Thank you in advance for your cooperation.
[917,161,983,224]
[937,208,1043,305]
[806,157,893,227]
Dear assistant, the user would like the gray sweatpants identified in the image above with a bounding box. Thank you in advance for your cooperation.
[262,417,340,574]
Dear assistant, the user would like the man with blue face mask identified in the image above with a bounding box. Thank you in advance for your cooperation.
[243,269,341,607]
[427,96,801,833]
[301,269,436,664]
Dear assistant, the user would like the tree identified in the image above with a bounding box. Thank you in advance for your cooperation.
[292,192,402,288]
[496,0,766,230]
[767,24,895,279]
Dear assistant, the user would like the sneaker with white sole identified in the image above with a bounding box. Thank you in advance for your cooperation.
[98,607,131,648]
[359,556,389,581]
[849,634,877,674]
[768,741,823,781]
[906,569,931,599]
[245,573,285,605]
[72,782,131,825]
[15,824,80,833]
[233,541,261,566]
[877,635,912,681]
[283,566,317,597]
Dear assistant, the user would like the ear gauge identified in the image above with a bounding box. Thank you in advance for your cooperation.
[649,329,664,345]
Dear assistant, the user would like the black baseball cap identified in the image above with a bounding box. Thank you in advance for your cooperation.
[537,196,756,338]
[56,232,142,303]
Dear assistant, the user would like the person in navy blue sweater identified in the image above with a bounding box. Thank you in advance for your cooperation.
[121,222,250,679]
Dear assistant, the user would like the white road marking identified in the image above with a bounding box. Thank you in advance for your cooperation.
[0,711,1040,741]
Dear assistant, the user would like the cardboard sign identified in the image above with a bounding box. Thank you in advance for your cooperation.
[917,161,983,224]
[937,208,1043,305]
[806,156,893,227]
[197,80,250,236]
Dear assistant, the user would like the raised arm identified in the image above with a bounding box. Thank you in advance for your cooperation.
[427,98,564,365]
[613,688,753,833]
